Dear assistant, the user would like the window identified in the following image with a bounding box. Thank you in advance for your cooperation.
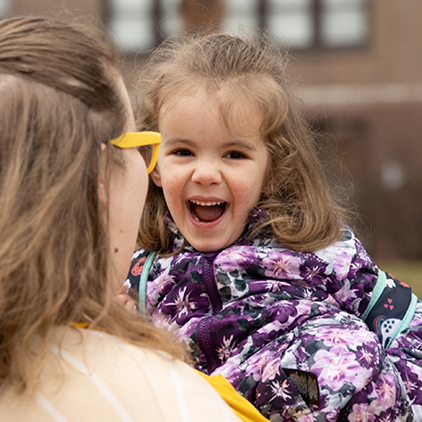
[267,0,313,48]
[320,0,368,47]
[108,0,154,51]
[221,0,258,37]
[0,0,11,18]
[108,0,182,52]
[222,0,368,50]
[268,0,368,49]
[160,0,182,38]
[108,0,368,52]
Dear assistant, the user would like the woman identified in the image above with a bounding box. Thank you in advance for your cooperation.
[0,16,264,422]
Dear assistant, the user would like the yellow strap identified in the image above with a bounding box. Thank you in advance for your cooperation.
[71,322,89,329]
[195,370,269,422]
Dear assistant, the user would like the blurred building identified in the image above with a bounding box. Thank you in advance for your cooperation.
[3,0,422,260]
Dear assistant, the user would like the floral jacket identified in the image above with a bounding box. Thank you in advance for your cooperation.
[127,209,422,422]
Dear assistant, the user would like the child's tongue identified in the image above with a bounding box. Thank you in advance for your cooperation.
[191,203,225,222]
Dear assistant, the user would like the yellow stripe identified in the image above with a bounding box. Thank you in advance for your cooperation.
[195,370,270,422]
[71,323,89,329]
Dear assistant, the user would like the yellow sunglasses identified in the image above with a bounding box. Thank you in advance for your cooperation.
[110,131,161,174]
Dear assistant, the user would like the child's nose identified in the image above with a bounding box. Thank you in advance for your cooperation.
[191,160,222,186]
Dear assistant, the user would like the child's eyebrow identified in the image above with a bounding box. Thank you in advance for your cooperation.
[163,138,194,147]
[224,140,258,152]
[163,137,258,151]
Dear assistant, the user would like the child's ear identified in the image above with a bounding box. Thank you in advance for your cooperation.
[98,143,108,211]
[150,167,163,187]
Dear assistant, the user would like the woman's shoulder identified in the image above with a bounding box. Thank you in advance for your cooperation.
[0,327,242,422]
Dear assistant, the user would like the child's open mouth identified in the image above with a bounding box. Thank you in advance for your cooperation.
[189,200,227,222]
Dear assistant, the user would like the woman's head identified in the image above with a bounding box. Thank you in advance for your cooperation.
[136,32,344,253]
[0,16,170,390]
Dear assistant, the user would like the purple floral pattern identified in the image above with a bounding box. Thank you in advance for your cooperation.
[127,209,422,421]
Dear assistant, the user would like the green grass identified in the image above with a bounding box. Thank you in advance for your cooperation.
[378,261,422,298]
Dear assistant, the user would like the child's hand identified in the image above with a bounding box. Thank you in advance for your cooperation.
[116,283,138,314]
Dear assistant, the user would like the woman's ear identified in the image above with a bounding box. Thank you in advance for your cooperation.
[150,166,163,187]
[98,143,108,211]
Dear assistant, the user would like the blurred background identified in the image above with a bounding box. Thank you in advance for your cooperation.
[2,0,422,290]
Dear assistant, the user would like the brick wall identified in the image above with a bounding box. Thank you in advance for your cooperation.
[307,101,422,260]
[292,1,422,260]
[289,1,422,85]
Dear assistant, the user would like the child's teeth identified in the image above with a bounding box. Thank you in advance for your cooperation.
[191,200,223,206]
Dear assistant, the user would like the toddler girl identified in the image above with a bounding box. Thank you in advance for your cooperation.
[127,32,422,421]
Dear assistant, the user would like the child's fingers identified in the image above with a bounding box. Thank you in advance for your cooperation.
[116,281,130,295]
[116,293,138,313]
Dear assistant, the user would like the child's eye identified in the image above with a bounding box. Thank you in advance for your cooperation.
[225,151,246,160]
[173,149,193,157]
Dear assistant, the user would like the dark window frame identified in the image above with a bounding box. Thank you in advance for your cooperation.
[258,0,370,52]
[106,0,370,53]
[105,0,172,51]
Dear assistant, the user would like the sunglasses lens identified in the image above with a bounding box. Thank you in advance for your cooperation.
[138,145,153,169]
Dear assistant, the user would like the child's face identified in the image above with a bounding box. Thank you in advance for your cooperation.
[151,88,268,252]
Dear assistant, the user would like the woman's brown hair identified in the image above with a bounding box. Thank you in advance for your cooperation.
[135,32,346,253]
[0,16,184,392]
